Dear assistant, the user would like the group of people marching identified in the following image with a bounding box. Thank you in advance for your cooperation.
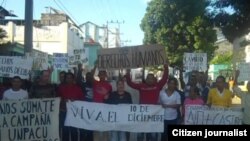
[0,62,249,141]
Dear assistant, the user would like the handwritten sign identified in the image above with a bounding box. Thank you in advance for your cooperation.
[68,48,89,66]
[183,53,207,71]
[184,105,242,125]
[65,101,164,132]
[237,62,250,81]
[0,98,60,141]
[30,52,49,70]
[0,56,33,79]
[52,53,69,70]
[97,45,167,69]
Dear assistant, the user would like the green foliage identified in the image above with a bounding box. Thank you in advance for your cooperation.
[141,0,217,68]
[209,0,250,42]
[210,51,233,65]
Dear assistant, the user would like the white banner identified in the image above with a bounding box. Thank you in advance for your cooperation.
[183,53,207,71]
[52,53,69,70]
[0,56,33,79]
[185,105,242,125]
[65,101,164,132]
[0,98,60,141]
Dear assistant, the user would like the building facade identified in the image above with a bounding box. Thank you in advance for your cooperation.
[0,7,84,55]
[80,21,120,48]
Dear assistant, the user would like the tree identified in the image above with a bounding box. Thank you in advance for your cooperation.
[209,0,250,71]
[141,0,217,87]
[210,51,233,65]
[209,0,250,43]
[141,0,217,68]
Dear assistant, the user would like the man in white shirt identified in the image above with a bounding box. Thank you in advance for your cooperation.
[3,76,28,100]
[233,70,250,125]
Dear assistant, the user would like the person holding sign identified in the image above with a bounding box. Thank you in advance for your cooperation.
[207,75,232,108]
[183,86,204,117]
[106,79,132,141]
[57,72,84,141]
[233,70,250,125]
[125,64,168,141]
[75,63,94,141]
[158,78,181,141]
[92,62,112,141]
[2,76,28,100]
[92,64,112,103]
[29,70,56,98]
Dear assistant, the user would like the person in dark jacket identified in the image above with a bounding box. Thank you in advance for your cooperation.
[106,79,132,141]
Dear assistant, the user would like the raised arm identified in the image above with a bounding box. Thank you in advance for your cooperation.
[125,69,141,90]
[158,64,169,88]
[76,63,84,86]
[90,60,98,81]
[233,70,243,98]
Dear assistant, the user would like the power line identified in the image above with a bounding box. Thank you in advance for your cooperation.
[89,0,102,22]
[95,0,109,21]
[102,0,114,20]
[53,0,80,25]
[106,20,124,48]
[0,0,5,6]
[115,0,125,22]
[0,0,6,13]
[3,0,6,7]
[105,0,118,19]
[57,0,79,24]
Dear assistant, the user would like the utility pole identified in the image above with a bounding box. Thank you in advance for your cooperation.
[24,0,33,53]
[105,20,125,79]
[106,20,124,48]
[120,39,131,47]
[106,21,109,48]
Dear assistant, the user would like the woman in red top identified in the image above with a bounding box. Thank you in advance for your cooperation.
[58,72,84,141]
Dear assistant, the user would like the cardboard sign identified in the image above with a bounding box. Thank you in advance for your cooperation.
[97,45,166,69]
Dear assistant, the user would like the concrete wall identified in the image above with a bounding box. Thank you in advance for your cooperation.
[0,21,84,55]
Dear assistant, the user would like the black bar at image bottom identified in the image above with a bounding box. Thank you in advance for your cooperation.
[167,125,249,141]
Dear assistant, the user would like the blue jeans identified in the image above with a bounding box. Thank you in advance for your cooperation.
[161,119,178,141]
[80,129,93,141]
[110,131,127,141]
[137,133,158,141]
[60,111,79,141]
